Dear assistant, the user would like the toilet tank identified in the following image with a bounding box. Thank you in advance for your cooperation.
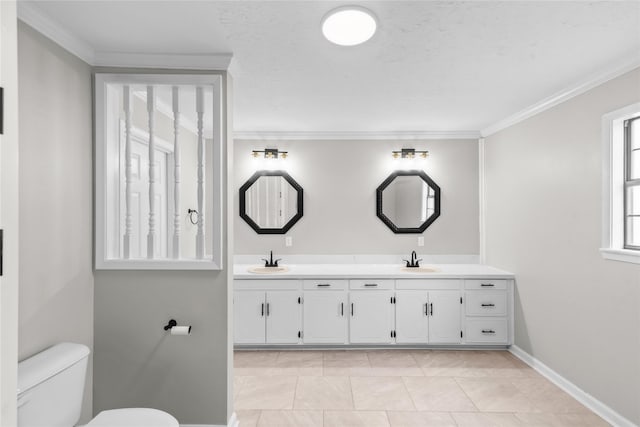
[18,343,90,427]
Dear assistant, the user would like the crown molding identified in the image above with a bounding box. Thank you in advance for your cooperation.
[233,130,481,141]
[17,1,232,70]
[481,55,640,137]
[93,52,233,70]
[17,1,96,64]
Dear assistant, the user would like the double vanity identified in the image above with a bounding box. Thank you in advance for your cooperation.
[235,159,513,349]
[233,263,514,348]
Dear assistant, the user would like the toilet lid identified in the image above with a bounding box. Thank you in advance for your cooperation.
[86,408,179,427]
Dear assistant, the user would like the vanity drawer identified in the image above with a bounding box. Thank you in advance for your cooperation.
[465,318,508,343]
[465,291,507,316]
[464,279,507,290]
[303,280,348,290]
[349,279,394,290]
[234,279,302,290]
[396,279,461,290]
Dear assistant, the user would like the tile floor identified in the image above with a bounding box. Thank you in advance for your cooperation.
[233,349,610,427]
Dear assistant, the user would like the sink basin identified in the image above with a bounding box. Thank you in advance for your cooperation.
[401,266,439,273]
[248,266,289,274]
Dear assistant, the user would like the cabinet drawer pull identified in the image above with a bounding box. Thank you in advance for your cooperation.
[481,329,495,334]
[425,303,429,316]
[480,283,495,287]
[430,303,433,316]
[364,283,378,287]
[351,303,354,316]
[261,303,264,317]
[266,303,270,316]
[481,303,495,307]
[341,302,344,316]
[317,284,331,287]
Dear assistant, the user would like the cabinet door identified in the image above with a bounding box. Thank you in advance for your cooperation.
[395,291,429,344]
[428,290,462,344]
[266,291,301,344]
[303,291,347,344]
[349,291,394,344]
[234,291,266,344]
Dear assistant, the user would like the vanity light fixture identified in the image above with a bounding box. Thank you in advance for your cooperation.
[252,148,288,159]
[392,148,429,159]
[322,6,377,46]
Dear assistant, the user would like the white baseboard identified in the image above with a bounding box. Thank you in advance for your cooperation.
[509,346,637,427]
[181,412,238,427]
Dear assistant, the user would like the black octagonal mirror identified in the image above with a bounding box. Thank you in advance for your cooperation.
[239,170,303,234]
[376,170,441,233]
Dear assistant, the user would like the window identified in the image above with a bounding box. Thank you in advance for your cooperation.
[94,73,224,270]
[624,116,640,249]
[601,103,640,264]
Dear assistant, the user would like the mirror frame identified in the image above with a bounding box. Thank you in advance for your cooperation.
[376,170,441,234]
[239,170,304,234]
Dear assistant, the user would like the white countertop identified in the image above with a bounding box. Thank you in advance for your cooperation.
[234,263,514,279]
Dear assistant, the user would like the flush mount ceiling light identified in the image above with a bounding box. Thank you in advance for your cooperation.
[322,6,377,46]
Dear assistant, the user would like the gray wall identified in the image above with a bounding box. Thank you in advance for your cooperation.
[93,69,233,426]
[485,68,640,424]
[234,139,479,255]
[17,22,94,422]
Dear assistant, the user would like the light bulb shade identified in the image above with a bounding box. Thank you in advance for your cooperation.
[322,6,377,46]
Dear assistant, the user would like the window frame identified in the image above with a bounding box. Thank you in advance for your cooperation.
[624,116,640,250]
[601,103,640,264]
[94,73,224,270]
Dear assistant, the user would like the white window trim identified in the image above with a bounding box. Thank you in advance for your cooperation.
[601,102,640,264]
[94,73,224,270]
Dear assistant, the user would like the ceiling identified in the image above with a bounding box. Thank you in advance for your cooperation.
[22,1,640,135]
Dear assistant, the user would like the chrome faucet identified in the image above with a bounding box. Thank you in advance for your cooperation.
[403,250,422,268]
[262,250,282,268]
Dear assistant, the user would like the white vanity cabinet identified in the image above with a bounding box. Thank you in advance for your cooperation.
[464,279,510,344]
[302,280,348,344]
[234,280,302,344]
[395,290,429,343]
[395,280,462,344]
[234,290,267,344]
[428,290,463,343]
[233,267,514,348]
[349,290,395,344]
[266,291,302,344]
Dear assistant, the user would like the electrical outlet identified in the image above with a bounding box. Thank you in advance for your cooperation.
[285,236,293,247]
[418,236,424,247]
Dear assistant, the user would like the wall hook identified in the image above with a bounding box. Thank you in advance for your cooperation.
[188,209,199,225]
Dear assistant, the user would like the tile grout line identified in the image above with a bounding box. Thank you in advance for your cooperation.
[399,376,419,412]
[452,376,481,413]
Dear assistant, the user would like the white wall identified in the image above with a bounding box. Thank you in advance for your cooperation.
[234,138,479,256]
[484,68,640,424]
[17,22,94,422]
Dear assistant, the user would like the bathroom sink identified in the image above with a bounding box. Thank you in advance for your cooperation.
[248,266,289,274]
[401,266,439,273]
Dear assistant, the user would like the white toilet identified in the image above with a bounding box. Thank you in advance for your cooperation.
[17,342,178,427]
